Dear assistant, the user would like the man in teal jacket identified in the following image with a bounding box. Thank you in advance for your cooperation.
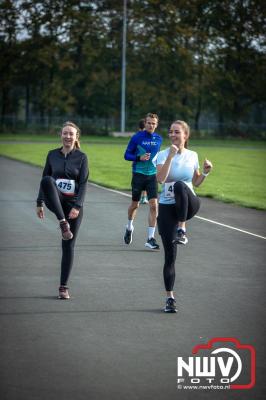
[124,113,162,249]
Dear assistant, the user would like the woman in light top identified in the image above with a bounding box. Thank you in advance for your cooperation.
[156,120,213,312]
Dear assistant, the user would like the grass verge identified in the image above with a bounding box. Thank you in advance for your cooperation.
[0,138,265,210]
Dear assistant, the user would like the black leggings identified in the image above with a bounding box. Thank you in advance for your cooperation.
[40,176,83,286]
[157,181,200,291]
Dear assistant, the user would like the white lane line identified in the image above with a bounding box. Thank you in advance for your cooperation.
[194,216,266,240]
[88,182,266,240]
[89,182,131,199]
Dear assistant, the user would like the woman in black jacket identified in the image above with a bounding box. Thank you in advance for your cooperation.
[36,121,89,299]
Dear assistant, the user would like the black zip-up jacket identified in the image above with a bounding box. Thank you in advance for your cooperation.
[37,147,89,209]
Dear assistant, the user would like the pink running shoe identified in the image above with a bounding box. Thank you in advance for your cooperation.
[58,286,70,300]
[59,220,73,240]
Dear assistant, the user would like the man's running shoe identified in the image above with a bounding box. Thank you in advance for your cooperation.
[58,286,70,300]
[172,229,188,245]
[145,237,160,250]
[164,297,177,313]
[60,220,73,240]
[140,196,149,204]
[124,227,134,245]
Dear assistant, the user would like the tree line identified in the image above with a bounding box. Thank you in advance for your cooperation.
[0,0,265,136]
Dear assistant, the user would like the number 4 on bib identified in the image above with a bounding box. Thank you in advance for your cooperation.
[165,182,175,198]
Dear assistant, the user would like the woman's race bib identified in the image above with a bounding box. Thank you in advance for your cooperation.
[164,182,175,198]
[56,179,75,196]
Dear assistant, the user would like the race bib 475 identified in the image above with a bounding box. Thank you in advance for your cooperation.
[56,179,75,196]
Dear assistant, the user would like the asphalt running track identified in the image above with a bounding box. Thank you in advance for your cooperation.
[0,156,265,400]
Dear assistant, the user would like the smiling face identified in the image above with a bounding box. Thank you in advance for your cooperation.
[61,125,78,150]
[168,123,189,148]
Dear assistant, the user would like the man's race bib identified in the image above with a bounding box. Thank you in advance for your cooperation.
[164,182,175,198]
[56,179,75,196]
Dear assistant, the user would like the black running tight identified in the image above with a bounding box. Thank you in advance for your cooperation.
[40,176,83,286]
[173,181,200,222]
[157,182,200,291]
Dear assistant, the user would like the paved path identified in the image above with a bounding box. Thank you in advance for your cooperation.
[0,157,265,400]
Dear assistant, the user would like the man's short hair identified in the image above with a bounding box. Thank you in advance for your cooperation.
[145,113,159,122]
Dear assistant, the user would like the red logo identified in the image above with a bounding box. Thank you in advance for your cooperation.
[177,338,256,390]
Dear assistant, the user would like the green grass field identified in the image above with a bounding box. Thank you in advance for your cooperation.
[1,133,265,147]
[0,136,265,210]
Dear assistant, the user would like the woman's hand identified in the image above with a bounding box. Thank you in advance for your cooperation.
[69,207,80,219]
[169,144,179,158]
[36,206,44,219]
[193,159,213,187]
[203,159,213,174]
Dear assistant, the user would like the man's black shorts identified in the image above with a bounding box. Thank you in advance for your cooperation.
[131,173,158,201]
